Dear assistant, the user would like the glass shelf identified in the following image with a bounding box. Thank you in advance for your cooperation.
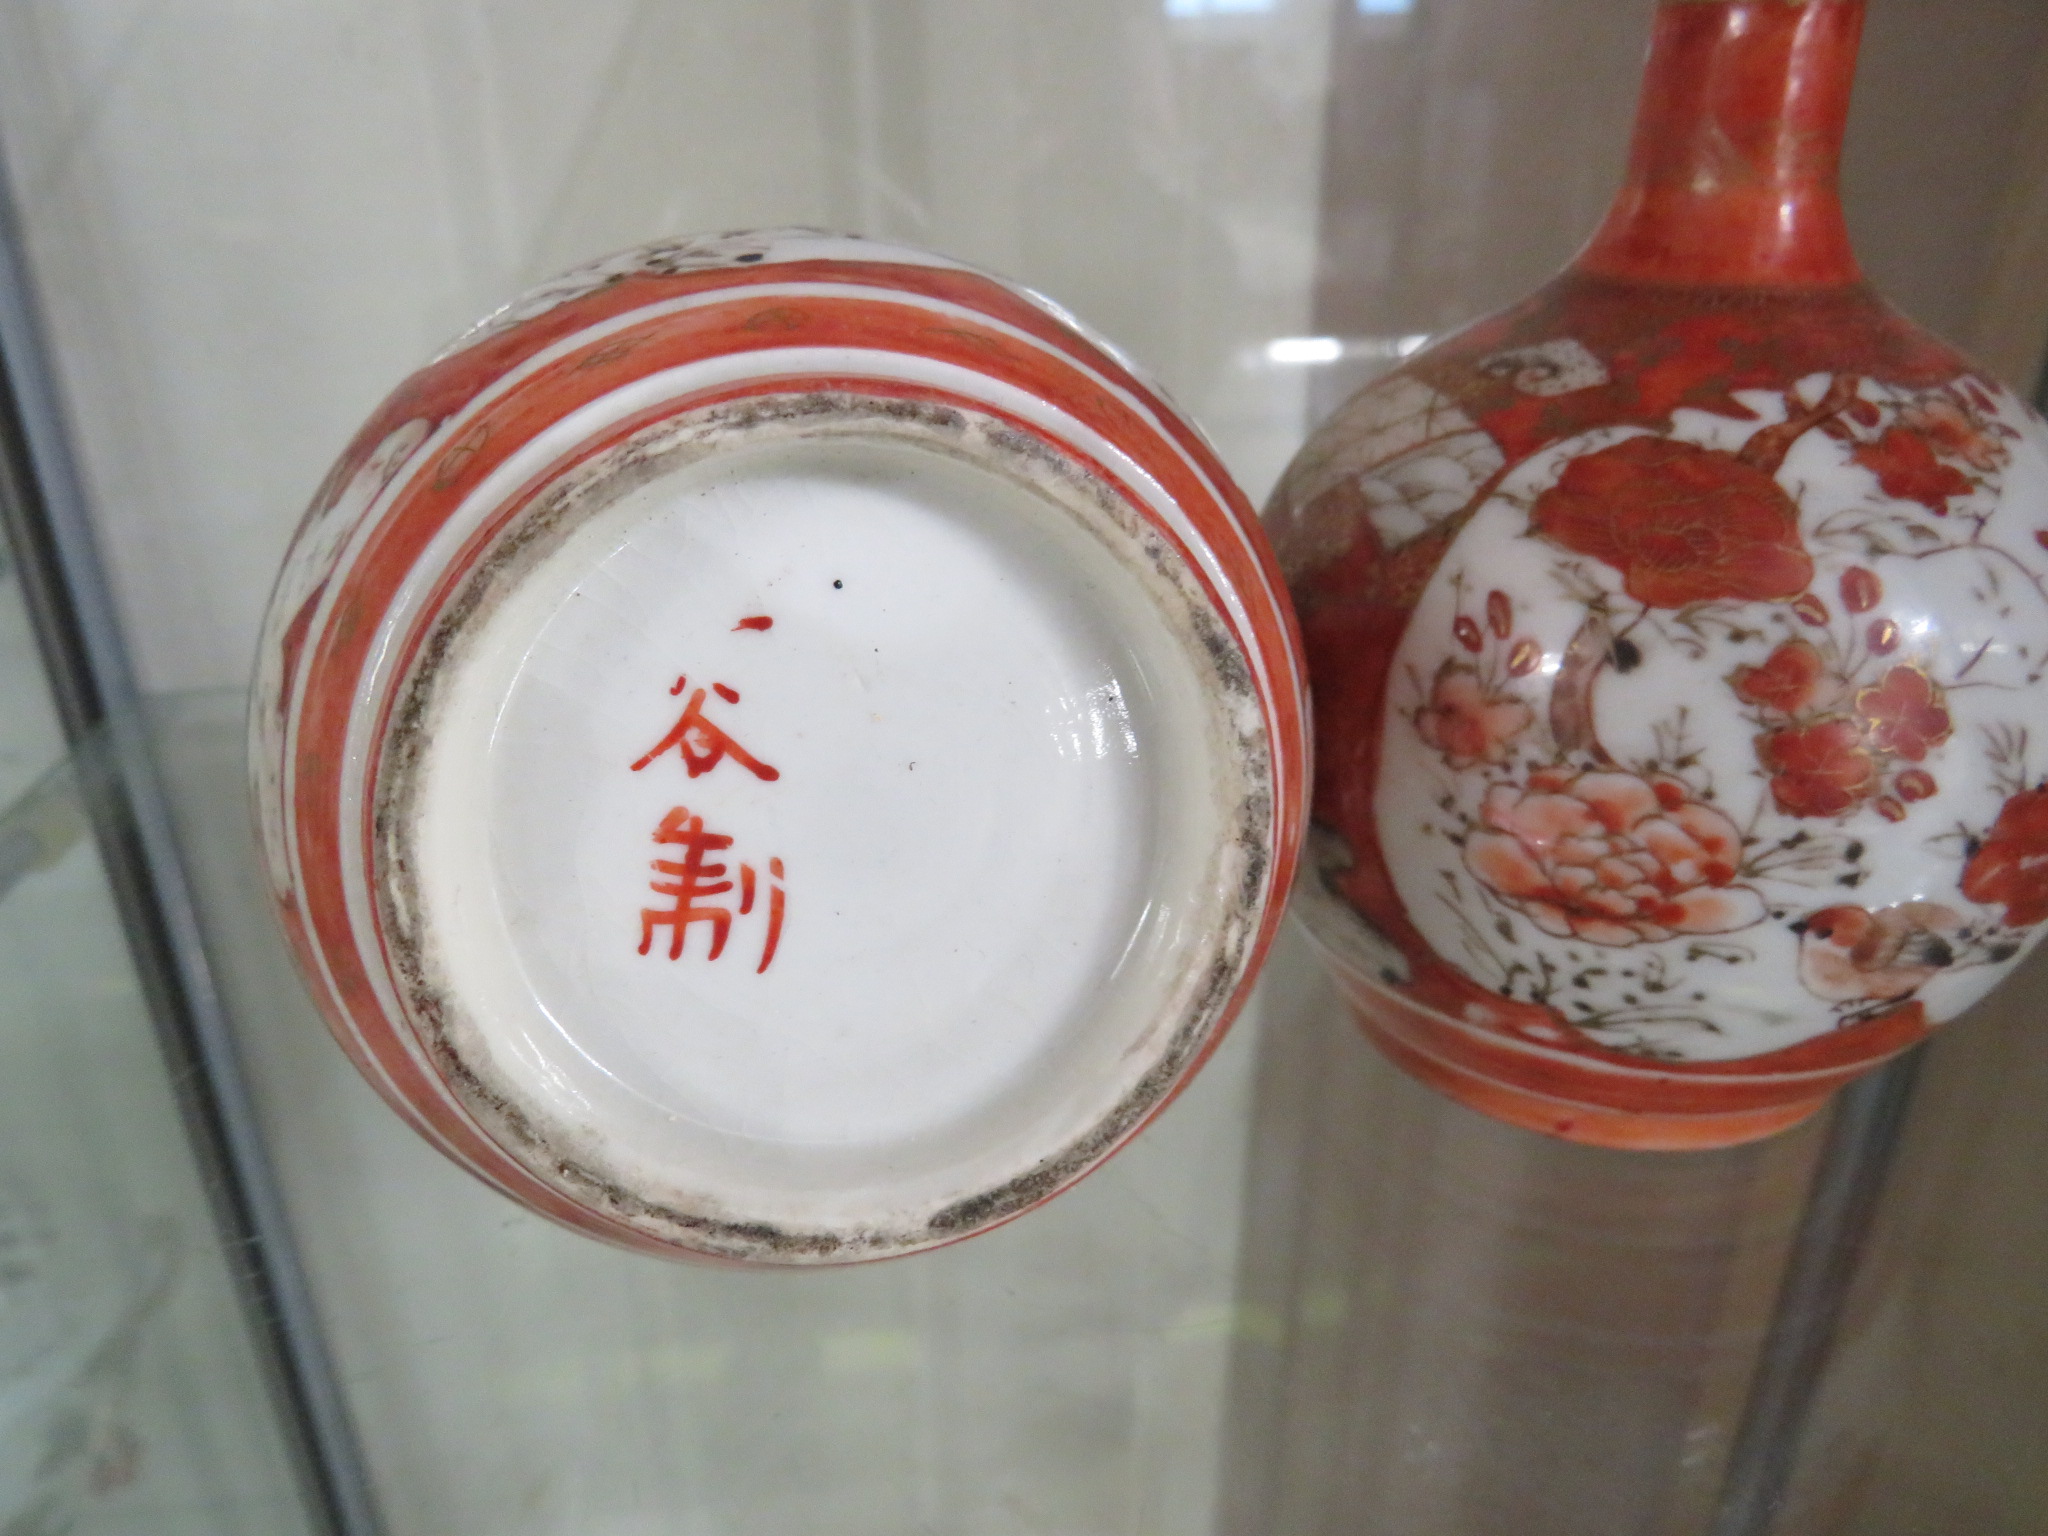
[137,682,2048,1536]
[0,596,315,1535]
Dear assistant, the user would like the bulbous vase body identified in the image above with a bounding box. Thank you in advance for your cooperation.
[1267,0,2048,1147]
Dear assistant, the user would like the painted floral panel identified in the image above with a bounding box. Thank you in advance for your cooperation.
[1274,281,2048,1065]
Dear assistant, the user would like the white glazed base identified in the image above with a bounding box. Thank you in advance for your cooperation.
[377,394,1270,1259]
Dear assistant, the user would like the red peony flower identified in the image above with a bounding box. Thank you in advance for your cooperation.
[1731,638,1824,715]
[1758,720,1879,818]
[1855,665,1952,762]
[1797,901,1964,1004]
[1852,426,1974,515]
[1961,786,2048,927]
[1901,393,2009,474]
[1463,767,1764,947]
[1415,661,1532,769]
[1531,436,1815,609]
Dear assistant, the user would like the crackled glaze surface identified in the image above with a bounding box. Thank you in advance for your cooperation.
[1266,0,2048,1144]
[251,230,1305,1260]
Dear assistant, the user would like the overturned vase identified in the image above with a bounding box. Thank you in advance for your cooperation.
[1267,0,2048,1148]
[252,231,1306,1261]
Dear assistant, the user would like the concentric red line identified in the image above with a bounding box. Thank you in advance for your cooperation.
[277,266,1306,1254]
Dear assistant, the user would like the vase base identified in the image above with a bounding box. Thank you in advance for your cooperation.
[1354,1010,1833,1152]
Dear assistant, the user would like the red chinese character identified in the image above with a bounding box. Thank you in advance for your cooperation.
[638,807,735,961]
[749,857,787,974]
[631,675,780,781]
[637,807,788,971]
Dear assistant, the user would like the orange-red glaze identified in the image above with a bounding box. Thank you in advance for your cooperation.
[1272,0,2009,1148]
[1579,0,1864,287]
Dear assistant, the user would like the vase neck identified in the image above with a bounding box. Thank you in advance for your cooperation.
[1574,0,1865,288]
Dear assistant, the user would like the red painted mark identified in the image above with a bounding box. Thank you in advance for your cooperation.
[637,813,786,972]
[638,808,736,961]
[758,857,787,974]
[633,671,787,971]
[734,615,774,631]
[634,676,779,781]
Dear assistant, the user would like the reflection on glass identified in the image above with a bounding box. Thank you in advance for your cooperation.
[0,1178,175,1535]
[1260,334,1430,368]
[1165,0,1276,17]
[1221,925,1829,1533]
[0,549,315,1532]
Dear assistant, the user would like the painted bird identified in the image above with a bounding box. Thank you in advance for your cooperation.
[1795,902,1964,1005]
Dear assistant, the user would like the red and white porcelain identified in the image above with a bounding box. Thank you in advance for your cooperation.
[1268,0,2048,1148]
[251,230,1306,1263]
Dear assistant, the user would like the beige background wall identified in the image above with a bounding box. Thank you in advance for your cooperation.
[0,0,1332,698]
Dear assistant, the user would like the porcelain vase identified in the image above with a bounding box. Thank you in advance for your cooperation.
[1267,0,2048,1148]
[252,231,1306,1261]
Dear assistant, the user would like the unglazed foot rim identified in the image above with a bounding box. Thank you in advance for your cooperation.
[376,392,1273,1260]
